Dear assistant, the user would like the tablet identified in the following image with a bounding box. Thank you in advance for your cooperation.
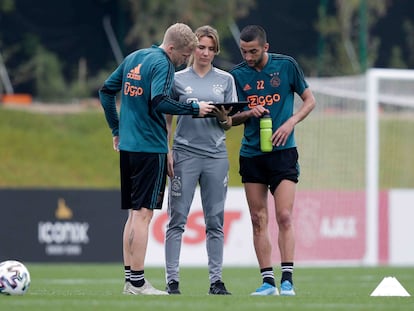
[210,101,249,116]
[193,101,249,118]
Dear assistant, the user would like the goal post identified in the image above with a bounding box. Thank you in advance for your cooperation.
[300,68,414,266]
[365,68,414,265]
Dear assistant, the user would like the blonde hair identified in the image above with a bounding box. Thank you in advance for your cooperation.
[188,25,220,66]
[162,23,198,51]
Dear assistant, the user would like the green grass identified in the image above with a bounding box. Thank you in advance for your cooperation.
[1,106,413,189]
[1,264,413,311]
[0,108,118,188]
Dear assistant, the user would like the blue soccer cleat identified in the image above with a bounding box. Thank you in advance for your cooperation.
[250,282,279,296]
[280,280,296,296]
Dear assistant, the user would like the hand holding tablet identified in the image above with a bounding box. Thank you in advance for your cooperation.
[209,101,249,116]
[194,101,249,118]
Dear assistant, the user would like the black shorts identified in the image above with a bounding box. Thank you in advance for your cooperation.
[120,151,167,210]
[239,147,300,194]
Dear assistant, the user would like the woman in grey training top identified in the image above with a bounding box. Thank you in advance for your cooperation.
[165,25,237,295]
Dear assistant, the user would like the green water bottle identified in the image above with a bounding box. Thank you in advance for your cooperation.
[260,114,273,152]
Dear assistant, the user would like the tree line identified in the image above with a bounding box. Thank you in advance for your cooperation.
[0,0,412,102]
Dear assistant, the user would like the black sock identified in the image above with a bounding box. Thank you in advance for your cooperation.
[124,266,131,283]
[130,270,145,287]
[260,267,275,286]
[281,262,294,284]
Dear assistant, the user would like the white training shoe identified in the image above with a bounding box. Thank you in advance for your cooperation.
[125,279,169,295]
[122,282,131,294]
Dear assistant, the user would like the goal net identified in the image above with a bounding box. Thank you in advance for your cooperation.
[293,69,414,265]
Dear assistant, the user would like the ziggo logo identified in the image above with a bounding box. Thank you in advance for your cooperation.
[124,82,144,97]
[247,93,280,108]
[151,211,242,244]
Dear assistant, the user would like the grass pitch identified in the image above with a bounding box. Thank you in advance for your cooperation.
[1,264,413,311]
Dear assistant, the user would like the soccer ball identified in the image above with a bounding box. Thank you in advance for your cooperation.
[0,260,31,295]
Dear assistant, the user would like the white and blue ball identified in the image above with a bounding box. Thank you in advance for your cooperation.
[0,260,31,295]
